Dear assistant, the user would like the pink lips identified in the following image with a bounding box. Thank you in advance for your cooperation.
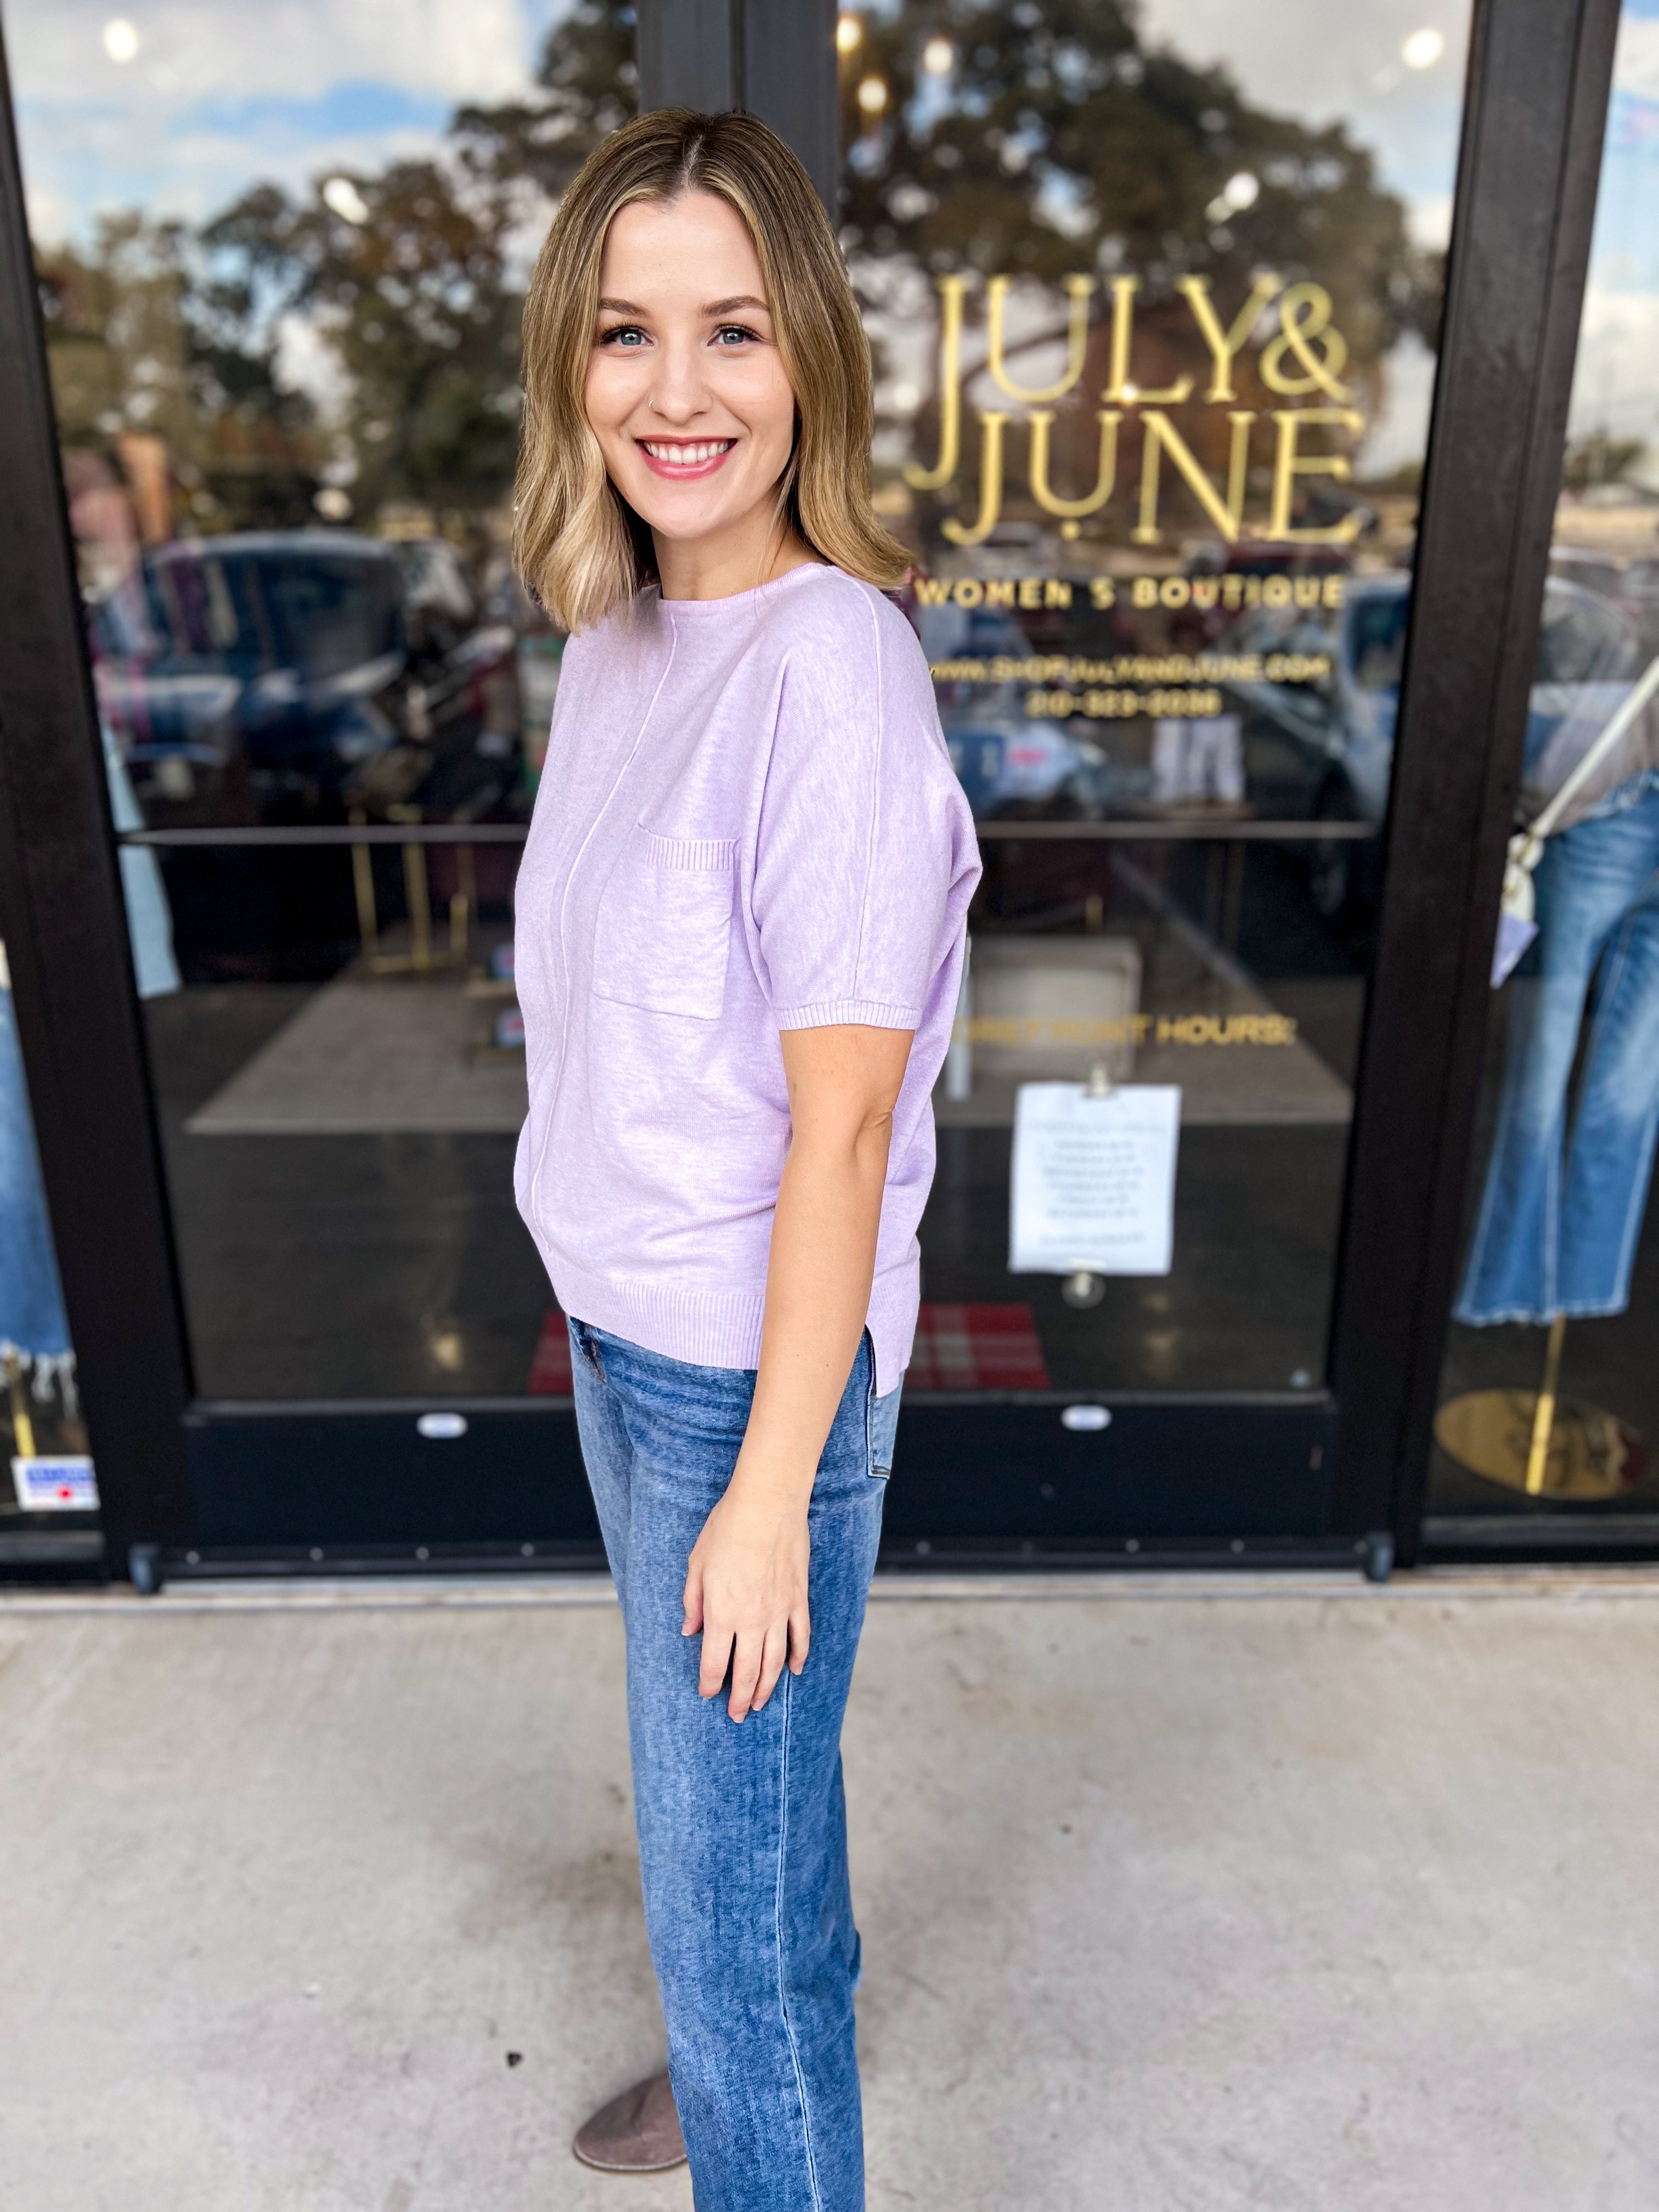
[636,438,737,480]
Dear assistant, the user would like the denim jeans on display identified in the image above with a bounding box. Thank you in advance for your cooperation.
[568,1319,901,2212]
[1457,776,1659,1324]
[0,982,73,1367]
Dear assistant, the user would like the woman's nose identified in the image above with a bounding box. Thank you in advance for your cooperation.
[647,338,711,424]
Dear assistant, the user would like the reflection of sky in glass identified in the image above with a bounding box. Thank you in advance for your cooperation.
[3,0,575,241]
[5,0,1476,476]
[1129,0,1474,475]
[1136,0,1470,246]
[8,0,1473,244]
[1571,0,1659,454]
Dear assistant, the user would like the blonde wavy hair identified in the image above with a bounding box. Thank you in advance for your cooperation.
[514,108,909,633]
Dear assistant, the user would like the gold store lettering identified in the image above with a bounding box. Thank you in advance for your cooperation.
[915,574,1346,613]
[961,1013,1300,1047]
[903,271,1363,546]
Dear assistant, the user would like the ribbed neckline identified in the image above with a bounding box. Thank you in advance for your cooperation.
[656,560,841,620]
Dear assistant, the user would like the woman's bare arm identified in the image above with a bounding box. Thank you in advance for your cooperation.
[682,1022,914,1720]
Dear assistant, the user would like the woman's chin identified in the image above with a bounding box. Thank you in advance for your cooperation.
[630,493,762,549]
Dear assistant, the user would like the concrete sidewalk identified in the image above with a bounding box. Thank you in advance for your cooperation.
[3,1571,1657,2210]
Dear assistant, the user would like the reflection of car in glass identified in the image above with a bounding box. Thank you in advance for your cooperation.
[89,532,522,825]
[910,596,1121,819]
[1550,544,1659,659]
[1228,572,1642,917]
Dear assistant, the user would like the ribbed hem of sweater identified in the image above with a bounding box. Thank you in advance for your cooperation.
[775,997,922,1031]
[549,1255,921,1396]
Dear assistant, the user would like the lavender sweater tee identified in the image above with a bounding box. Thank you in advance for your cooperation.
[512,561,981,1394]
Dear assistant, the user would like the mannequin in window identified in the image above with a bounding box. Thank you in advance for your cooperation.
[1456,582,1659,1327]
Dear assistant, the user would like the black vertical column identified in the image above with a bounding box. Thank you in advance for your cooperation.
[1328,0,1623,1556]
[636,0,839,210]
[0,25,196,1569]
[743,0,838,208]
[636,0,742,114]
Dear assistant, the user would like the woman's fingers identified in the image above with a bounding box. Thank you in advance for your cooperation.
[727,1627,765,1722]
[693,1612,806,1714]
[682,1554,704,1637]
[750,1621,791,1712]
[698,1623,733,1701]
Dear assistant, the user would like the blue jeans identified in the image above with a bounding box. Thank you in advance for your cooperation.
[1457,781,1659,1323]
[0,983,73,1362]
[569,1319,901,2212]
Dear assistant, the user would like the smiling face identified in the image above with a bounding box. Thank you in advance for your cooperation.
[583,190,804,593]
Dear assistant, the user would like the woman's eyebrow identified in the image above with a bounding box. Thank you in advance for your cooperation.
[596,296,648,314]
[704,295,770,315]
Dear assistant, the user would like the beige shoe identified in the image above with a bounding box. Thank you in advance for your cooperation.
[572,2070,687,2173]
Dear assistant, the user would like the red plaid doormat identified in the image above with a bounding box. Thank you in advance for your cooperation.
[531,1301,1051,1393]
[528,1308,573,1394]
[906,1304,1050,1390]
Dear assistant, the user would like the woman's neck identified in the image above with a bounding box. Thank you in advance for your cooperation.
[653,512,821,602]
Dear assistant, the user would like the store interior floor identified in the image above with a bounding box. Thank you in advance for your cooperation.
[4,1569,1656,2211]
[126,834,1373,1401]
[140,986,1355,1401]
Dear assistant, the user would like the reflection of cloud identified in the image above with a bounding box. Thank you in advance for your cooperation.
[9,0,538,105]
[1408,191,1452,251]
[22,179,75,244]
[1136,0,1471,242]
[7,0,575,239]
[275,311,354,423]
[20,114,448,243]
[1356,330,1437,479]
[1615,15,1659,101]
[1567,286,1659,450]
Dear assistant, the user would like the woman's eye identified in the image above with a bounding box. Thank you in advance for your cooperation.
[599,324,647,348]
[714,324,760,347]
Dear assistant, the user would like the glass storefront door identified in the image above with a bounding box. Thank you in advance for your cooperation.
[838,2,1471,1408]
[9,0,623,1410]
[0,0,1551,1570]
[1429,0,1659,1548]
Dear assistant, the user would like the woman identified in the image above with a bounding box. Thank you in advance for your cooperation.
[511,108,979,2210]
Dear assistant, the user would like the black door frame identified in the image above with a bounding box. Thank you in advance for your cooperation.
[0,0,1623,1584]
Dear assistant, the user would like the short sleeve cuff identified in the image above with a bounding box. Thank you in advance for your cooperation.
[775,997,923,1031]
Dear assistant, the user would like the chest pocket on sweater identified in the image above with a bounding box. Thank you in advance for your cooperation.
[592,826,738,1020]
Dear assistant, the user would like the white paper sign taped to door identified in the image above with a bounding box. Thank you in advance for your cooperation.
[1009,1082,1181,1276]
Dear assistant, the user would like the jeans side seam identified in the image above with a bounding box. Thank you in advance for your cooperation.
[1578,912,1646,1305]
[1607,1105,1659,1305]
[772,1667,823,2212]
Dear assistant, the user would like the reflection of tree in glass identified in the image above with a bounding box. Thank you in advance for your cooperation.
[840,0,1444,520]
[38,213,323,538]
[36,2,638,544]
[33,0,1443,550]
[451,0,637,200]
[199,2,637,532]
[1561,433,1647,494]
[200,160,523,529]
[843,1,1436,319]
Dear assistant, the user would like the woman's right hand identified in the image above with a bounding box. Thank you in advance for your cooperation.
[682,1472,811,1722]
